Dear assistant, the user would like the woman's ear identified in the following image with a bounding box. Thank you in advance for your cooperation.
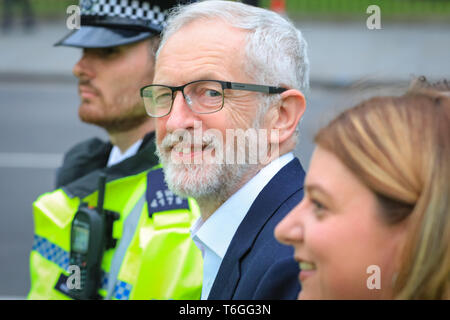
[266,89,306,145]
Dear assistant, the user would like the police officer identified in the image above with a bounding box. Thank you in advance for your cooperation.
[28,0,202,300]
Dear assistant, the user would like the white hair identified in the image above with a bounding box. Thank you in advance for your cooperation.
[157,0,309,129]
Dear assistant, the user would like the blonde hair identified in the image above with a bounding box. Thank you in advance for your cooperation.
[315,79,450,299]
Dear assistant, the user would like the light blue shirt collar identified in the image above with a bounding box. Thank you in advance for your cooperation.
[106,139,143,167]
[191,152,294,299]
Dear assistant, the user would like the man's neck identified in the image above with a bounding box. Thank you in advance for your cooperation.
[195,146,293,221]
[197,164,262,221]
[195,198,223,222]
[108,120,154,153]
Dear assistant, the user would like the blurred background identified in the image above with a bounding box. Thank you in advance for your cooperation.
[0,0,449,298]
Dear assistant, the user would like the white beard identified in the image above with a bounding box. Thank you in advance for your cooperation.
[156,130,255,202]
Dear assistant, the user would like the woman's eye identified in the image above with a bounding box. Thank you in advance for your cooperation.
[311,199,326,218]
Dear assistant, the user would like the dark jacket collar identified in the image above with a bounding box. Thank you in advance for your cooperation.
[58,131,158,198]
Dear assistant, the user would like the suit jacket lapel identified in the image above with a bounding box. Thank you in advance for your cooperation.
[208,158,305,299]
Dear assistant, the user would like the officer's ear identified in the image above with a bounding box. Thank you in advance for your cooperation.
[265,89,306,145]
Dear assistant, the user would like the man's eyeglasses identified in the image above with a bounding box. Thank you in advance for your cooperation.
[140,80,287,118]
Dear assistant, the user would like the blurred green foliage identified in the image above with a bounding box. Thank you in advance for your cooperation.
[260,0,450,21]
[0,0,77,19]
[31,0,78,19]
[1,0,449,21]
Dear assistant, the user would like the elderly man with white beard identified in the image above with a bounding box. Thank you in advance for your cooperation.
[140,0,309,300]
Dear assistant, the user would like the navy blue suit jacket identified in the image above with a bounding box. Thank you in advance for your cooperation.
[207,158,305,300]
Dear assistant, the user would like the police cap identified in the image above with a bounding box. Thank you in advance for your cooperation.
[55,0,194,48]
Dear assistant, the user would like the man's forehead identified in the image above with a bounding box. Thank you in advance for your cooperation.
[162,19,246,54]
[154,20,246,82]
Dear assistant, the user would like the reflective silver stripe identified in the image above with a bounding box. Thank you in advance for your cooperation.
[105,194,146,300]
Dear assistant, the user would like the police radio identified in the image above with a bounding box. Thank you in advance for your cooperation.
[69,173,119,300]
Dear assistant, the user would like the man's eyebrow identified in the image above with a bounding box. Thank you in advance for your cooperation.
[153,73,226,86]
[191,73,225,82]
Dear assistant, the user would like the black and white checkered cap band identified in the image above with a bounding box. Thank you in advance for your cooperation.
[80,0,168,32]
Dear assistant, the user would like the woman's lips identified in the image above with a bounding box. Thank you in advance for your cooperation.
[298,261,317,283]
[299,269,316,283]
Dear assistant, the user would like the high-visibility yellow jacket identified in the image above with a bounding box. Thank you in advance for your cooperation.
[27,136,202,300]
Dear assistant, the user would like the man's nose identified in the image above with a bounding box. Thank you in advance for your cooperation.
[165,91,198,132]
[72,52,95,80]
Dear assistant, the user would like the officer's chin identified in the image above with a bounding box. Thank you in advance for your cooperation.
[78,104,102,124]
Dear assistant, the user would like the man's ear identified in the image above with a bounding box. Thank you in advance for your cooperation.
[265,89,306,145]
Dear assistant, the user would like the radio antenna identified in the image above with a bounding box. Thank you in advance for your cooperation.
[97,172,107,215]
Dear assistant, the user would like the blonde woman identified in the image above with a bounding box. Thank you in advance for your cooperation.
[275,79,450,299]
